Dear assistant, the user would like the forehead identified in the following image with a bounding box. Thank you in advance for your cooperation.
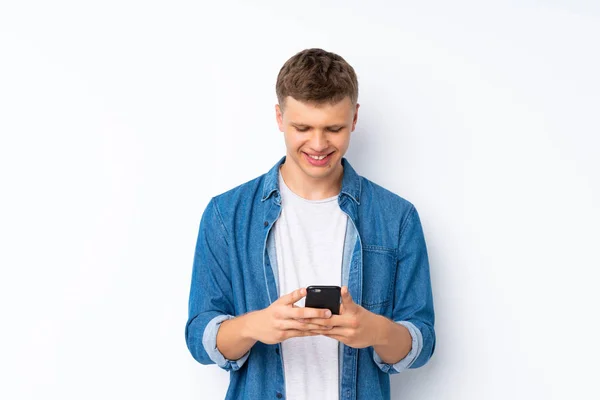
[282,96,353,125]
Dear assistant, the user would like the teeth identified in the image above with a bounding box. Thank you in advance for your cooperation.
[308,154,328,160]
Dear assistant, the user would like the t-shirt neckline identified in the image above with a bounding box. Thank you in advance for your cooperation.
[278,169,339,204]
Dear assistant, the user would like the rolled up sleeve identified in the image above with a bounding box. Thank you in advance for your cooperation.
[372,320,423,374]
[202,314,251,371]
[185,197,250,372]
[374,204,436,372]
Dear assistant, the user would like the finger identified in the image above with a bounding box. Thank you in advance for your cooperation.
[341,286,356,312]
[282,330,320,340]
[305,315,342,328]
[278,288,306,305]
[280,320,333,331]
[291,307,332,320]
[311,327,348,336]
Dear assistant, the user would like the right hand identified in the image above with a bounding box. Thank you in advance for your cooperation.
[246,287,333,345]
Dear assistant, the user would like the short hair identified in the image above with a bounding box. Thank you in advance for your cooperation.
[275,48,359,113]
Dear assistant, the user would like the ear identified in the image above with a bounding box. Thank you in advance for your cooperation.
[275,103,284,132]
[351,103,360,131]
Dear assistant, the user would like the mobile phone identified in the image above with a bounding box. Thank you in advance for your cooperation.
[304,285,341,315]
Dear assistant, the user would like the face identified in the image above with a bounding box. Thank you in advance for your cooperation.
[275,96,359,183]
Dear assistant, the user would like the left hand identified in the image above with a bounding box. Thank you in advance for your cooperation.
[301,286,381,349]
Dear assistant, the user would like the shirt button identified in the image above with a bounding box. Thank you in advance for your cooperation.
[276,393,283,398]
[264,221,269,227]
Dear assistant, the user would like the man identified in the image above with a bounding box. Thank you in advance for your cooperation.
[185,48,436,400]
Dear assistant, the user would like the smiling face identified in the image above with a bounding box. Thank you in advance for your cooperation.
[275,95,359,197]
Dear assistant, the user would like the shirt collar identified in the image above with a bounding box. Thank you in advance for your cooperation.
[261,155,361,205]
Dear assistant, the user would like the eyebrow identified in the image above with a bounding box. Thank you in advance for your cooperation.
[290,122,346,129]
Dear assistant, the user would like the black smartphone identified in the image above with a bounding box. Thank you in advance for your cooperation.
[304,285,342,315]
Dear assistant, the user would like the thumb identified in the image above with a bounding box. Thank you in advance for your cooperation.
[279,287,306,306]
[341,286,356,311]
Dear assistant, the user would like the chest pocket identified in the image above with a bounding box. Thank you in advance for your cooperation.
[360,245,396,312]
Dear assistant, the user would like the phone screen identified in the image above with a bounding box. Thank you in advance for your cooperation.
[304,285,342,315]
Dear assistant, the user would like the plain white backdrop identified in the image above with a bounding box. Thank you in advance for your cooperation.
[1,1,599,399]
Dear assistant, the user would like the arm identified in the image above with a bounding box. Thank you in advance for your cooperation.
[371,315,413,364]
[216,311,258,360]
[184,197,251,371]
[372,205,436,373]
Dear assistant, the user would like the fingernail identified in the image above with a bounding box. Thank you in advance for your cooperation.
[325,310,332,318]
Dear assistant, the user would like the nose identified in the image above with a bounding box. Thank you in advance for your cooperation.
[310,131,328,152]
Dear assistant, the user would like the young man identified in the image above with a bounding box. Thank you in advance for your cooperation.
[185,48,436,400]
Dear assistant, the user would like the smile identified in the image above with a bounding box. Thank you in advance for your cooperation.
[303,151,334,166]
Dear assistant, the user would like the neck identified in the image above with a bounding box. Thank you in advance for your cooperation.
[279,158,343,201]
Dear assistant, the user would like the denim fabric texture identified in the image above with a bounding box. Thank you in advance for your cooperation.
[185,156,436,400]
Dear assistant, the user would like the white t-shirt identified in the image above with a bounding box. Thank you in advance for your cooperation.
[272,167,348,400]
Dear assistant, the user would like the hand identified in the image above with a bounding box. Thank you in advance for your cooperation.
[245,287,334,345]
[305,286,381,349]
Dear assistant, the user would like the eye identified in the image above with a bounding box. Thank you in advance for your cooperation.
[328,128,342,133]
[295,127,309,132]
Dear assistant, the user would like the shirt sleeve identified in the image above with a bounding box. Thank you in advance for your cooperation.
[379,204,436,371]
[372,320,423,374]
[185,197,250,372]
[202,314,251,371]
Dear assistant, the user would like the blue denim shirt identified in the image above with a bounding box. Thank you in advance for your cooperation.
[185,156,436,400]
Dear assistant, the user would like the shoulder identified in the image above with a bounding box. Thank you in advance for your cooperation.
[209,172,267,218]
[360,175,415,215]
[358,176,424,248]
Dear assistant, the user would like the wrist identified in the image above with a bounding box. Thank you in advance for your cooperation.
[240,310,258,341]
[372,314,392,347]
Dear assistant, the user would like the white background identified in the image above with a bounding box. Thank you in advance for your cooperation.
[1,1,599,399]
